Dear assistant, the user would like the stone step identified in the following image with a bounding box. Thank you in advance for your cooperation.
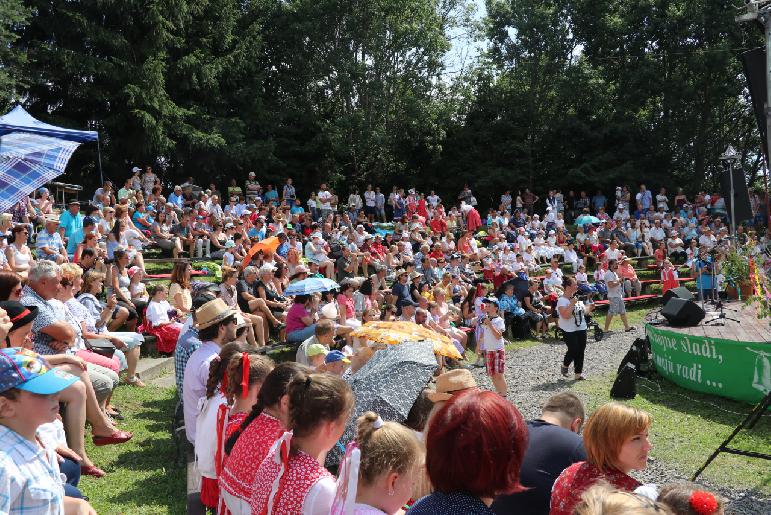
[148,373,176,389]
[135,356,173,381]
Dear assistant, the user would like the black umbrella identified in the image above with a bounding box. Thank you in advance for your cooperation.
[327,341,438,466]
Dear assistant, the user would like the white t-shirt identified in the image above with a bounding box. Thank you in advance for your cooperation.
[317,190,332,209]
[605,248,621,261]
[557,297,587,332]
[480,316,506,351]
[605,270,623,298]
[364,190,376,207]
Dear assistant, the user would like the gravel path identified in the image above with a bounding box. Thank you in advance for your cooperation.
[469,325,771,514]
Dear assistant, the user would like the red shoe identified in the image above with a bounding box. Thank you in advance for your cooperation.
[81,464,106,478]
[92,430,133,446]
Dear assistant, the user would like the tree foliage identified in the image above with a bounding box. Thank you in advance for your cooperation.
[2,0,765,203]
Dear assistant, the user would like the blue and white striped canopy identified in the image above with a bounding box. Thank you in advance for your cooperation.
[0,132,83,212]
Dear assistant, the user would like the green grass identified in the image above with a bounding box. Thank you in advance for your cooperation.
[79,385,186,514]
[573,373,771,495]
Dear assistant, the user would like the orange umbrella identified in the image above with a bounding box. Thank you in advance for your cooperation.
[243,236,281,266]
[351,321,462,360]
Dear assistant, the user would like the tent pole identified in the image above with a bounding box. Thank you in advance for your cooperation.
[97,134,104,186]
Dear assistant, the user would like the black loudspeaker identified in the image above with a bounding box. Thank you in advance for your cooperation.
[741,48,767,151]
[662,298,705,327]
[719,166,754,224]
[662,286,694,304]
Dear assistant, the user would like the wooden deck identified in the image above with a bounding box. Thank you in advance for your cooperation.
[650,301,771,344]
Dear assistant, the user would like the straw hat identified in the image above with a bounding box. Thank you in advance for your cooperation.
[194,298,237,330]
[427,369,478,403]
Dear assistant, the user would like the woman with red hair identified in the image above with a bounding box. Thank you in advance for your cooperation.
[407,389,528,514]
[550,402,652,515]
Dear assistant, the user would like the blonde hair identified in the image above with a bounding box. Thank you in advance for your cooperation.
[0,213,12,226]
[355,411,421,485]
[584,402,652,472]
[60,263,84,286]
[575,483,673,515]
[82,271,106,294]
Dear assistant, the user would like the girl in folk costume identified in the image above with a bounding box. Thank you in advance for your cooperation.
[193,343,250,510]
[140,284,183,353]
[661,259,679,295]
[223,352,274,439]
[249,372,355,515]
[332,412,423,515]
[220,363,310,515]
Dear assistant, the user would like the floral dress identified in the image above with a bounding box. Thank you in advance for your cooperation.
[550,461,640,515]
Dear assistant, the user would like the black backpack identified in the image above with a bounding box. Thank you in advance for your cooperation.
[611,362,638,399]
[616,338,652,377]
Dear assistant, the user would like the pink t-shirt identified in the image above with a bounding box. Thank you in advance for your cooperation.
[286,302,310,334]
[337,294,355,320]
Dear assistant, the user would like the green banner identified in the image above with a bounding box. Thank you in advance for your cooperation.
[645,324,771,404]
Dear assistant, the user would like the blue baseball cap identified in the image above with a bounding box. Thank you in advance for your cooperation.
[0,348,78,395]
[324,350,350,365]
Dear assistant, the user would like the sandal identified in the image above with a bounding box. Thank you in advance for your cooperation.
[126,375,146,387]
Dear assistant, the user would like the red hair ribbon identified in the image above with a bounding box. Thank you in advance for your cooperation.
[240,352,250,399]
[220,367,228,397]
[689,491,719,515]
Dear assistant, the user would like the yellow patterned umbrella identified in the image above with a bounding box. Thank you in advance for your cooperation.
[351,321,462,360]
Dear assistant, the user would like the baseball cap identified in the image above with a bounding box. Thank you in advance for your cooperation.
[132,166,141,173]
[324,350,350,365]
[482,297,499,307]
[306,343,328,358]
[0,348,78,395]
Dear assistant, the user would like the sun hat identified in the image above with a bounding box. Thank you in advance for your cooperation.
[224,240,236,249]
[292,264,309,276]
[426,369,478,403]
[194,298,237,330]
[259,263,277,274]
[320,303,339,320]
[0,301,38,332]
[306,344,328,358]
[324,350,350,365]
[44,215,59,224]
[394,268,408,278]
[0,348,78,395]
[409,271,422,280]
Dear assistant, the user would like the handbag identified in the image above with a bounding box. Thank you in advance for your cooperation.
[85,338,116,358]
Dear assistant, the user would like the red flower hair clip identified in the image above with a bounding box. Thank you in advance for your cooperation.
[689,491,718,515]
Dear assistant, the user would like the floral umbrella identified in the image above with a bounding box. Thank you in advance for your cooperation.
[351,320,462,359]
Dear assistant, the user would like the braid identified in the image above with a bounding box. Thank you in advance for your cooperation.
[204,356,224,399]
[204,342,250,399]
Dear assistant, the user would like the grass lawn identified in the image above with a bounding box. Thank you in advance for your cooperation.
[79,385,186,514]
[573,373,771,495]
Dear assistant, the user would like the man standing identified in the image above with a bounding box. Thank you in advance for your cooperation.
[636,184,652,217]
[492,393,586,515]
[317,183,333,220]
[375,187,386,222]
[182,298,237,444]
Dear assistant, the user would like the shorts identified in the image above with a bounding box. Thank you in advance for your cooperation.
[608,296,626,315]
[485,350,505,376]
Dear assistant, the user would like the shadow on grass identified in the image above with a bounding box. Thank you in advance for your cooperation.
[105,466,186,513]
[636,373,771,430]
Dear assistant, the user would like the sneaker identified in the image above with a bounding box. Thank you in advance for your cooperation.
[561,365,569,377]
[625,327,635,332]
[574,374,586,381]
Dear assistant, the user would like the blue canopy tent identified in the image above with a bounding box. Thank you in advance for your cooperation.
[0,105,101,212]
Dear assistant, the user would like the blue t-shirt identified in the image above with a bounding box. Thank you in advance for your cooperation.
[694,258,714,290]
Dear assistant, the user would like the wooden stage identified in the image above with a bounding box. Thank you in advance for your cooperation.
[648,300,770,344]
[645,300,770,404]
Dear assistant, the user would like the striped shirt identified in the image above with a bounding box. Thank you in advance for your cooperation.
[0,425,65,514]
[35,230,64,257]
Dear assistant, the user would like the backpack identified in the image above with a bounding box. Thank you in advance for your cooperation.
[610,362,637,399]
[617,338,652,377]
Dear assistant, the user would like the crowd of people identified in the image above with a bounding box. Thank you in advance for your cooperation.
[1,167,766,514]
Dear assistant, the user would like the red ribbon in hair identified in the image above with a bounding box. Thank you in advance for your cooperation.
[689,491,719,515]
[220,367,228,397]
[240,352,250,399]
